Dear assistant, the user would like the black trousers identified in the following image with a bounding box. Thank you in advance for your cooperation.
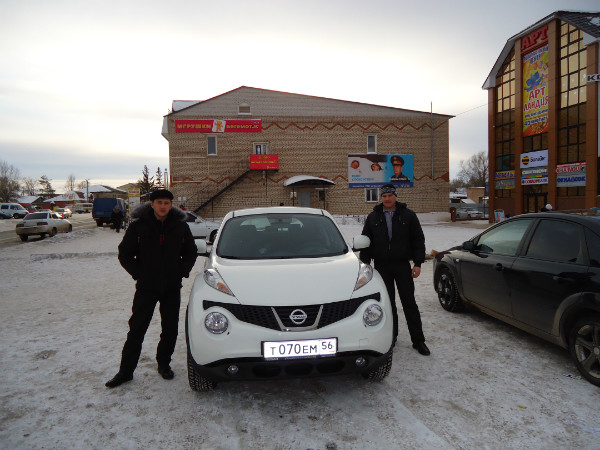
[118,288,181,376]
[375,261,425,345]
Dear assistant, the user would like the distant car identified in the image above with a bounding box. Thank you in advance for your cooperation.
[433,213,600,386]
[15,212,73,241]
[186,207,394,391]
[24,205,38,213]
[185,211,220,243]
[54,208,72,218]
[71,203,93,213]
[0,202,28,218]
[465,209,484,219]
[0,210,12,220]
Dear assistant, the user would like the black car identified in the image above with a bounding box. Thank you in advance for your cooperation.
[433,213,600,386]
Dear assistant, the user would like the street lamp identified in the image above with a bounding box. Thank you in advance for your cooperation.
[164,168,168,189]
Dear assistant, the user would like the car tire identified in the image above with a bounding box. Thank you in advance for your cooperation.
[437,268,464,312]
[362,352,393,381]
[96,221,103,227]
[187,348,216,392]
[49,228,57,237]
[209,230,218,244]
[68,224,73,232]
[568,314,600,387]
[19,235,28,242]
[40,233,46,239]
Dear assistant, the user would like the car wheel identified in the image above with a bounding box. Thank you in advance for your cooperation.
[568,314,600,387]
[68,224,73,233]
[209,230,218,244]
[49,228,57,237]
[19,235,28,242]
[96,221,103,227]
[362,352,393,381]
[40,233,46,239]
[437,268,464,312]
[187,348,216,392]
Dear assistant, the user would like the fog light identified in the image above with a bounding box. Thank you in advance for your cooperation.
[227,365,239,375]
[355,357,366,367]
[205,312,228,334]
[363,304,383,326]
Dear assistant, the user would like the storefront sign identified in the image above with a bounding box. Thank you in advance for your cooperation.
[175,119,262,133]
[523,44,549,137]
[522,177,548,185]
[556,162,586,187]
[495,170,515,189]
[586,74,600,82]
[250,154,279,170]
[348,154,413,188]
[521,25,548,52]
[520,150,548,168]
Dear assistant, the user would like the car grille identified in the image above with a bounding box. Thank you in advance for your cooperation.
[203,292,380,331]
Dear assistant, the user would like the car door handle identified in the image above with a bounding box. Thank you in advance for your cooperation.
[552,275,575,284]
[495,263,504,271]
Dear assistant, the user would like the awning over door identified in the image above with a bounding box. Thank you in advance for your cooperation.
[283,175,336,187]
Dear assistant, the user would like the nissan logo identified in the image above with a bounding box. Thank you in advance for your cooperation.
[290,309,308,325]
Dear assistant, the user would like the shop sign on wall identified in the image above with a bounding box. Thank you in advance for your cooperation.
[495,170,515,189]
[521,166,548,185]
[175,119,262,133]
[347,154,413,188]
[556,162,586,187]
[522,26,549,137]
[250,154,279,170]
[520,149,548,168]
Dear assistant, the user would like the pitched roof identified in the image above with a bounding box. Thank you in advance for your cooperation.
[483,10,600,89]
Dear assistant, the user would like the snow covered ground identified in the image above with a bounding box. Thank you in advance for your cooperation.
[1,216,599,450]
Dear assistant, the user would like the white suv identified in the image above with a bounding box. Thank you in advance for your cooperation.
[186,207,394,391]
[0,203,28,218]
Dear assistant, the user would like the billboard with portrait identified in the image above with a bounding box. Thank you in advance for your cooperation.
[348,154,413,188]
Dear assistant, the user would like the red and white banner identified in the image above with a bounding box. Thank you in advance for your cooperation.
[175,119,262,133]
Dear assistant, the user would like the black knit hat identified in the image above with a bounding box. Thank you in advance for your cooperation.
[149,189,174,201]
[380,184,397,196]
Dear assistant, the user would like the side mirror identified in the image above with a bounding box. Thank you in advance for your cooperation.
[195,239,210,256]
[462,241,475,252]
[352,235,371,251]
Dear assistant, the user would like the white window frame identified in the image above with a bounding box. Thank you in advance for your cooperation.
[253,143,268,154]
[365,188,380,203]
[207,136,217,156]
[367,135,377,153]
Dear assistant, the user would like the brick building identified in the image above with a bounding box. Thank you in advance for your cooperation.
[162,87,452,217]
[484,10,600,217]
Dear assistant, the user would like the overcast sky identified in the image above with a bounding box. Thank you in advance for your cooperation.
[1,0,598,191]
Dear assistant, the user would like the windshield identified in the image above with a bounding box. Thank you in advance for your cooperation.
[216,213,348,259]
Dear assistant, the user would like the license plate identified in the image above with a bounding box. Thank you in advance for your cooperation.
[262,338,337,360]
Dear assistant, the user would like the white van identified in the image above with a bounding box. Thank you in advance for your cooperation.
[0,203,29,218]
[71,203,93,214]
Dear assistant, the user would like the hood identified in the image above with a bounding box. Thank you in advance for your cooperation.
[212,253,362,306]
[131,202,187,222]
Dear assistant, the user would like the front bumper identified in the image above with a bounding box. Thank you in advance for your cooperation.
[187,346,393,382]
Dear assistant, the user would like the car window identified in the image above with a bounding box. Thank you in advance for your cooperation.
[475,219,533,255]
[51,213,61,219]
[25,213,47,220]
[584,228,600,268]
[217,213,348,259]
[525,220,584,264]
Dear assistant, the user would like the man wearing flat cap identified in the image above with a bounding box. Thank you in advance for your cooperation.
[106,189,198,388]
[359,184,430,356]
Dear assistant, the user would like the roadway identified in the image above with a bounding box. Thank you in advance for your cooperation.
[0,214,98,248]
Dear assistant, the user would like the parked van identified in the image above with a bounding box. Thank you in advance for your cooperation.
[92,198,128,227]
[71,203,93,214]
[0,203,29,218]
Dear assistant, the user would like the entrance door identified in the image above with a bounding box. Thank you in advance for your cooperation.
[298,191,311,207]
[523,192,547,213]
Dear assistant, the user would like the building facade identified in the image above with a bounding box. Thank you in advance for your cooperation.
[162,87,451,217]
[484,11,600,217]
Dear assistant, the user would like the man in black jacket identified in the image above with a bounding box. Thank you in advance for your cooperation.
[106,189,198,388]
[360,184,430,355]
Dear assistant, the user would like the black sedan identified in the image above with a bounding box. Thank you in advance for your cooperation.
[433,213,600,386]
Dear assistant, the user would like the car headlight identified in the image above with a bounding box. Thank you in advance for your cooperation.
[363,304,383,326]
[205,312,229,334]
[354,262,373,291]
[204,268,233,295]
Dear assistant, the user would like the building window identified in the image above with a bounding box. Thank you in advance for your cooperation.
[207,136,217,155]
[558,21,586,197]
[367,135,377,153]
[238,103,251,115]
[494,48,515,173]
[365,188,379,202]
[254,143,268,154]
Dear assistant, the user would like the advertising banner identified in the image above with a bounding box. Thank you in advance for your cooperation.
[556,162,586,187]
[495,170,515,189]
[348,154,413,188]
[250,154,279,170]
[520,149,548,168]
[128,188,141,209]
[522,45,549,137]
[175,119,262,133]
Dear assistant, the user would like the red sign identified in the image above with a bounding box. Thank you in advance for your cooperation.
[521,25,548,52]
[175,119,262,133]
[250,154,279,170]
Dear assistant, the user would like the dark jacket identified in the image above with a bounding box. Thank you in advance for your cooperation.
[111,208,124,224]
[359,201,425,267]
[118,203,198,292]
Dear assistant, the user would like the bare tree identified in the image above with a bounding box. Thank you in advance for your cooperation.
[0,160,21,202]
[21,177,38,196]
[454,151,488,188]
[64,174,76,191]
